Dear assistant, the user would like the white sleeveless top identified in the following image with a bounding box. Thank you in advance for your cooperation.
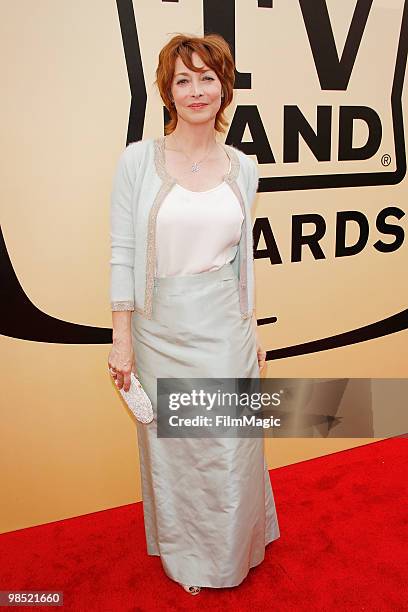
[155,179,244,278]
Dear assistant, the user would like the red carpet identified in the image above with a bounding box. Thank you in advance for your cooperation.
[1,437,407,611]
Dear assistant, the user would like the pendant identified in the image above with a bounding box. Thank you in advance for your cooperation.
[191,162,200,172]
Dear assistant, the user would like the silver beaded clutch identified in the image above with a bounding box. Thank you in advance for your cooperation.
[117,372,154,424]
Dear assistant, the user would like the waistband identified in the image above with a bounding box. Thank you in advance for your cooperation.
[153,262,236,289]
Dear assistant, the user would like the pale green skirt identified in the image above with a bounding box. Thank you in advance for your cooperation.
[131,262,280,588]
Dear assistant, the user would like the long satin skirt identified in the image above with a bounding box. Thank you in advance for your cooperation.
[131,262,280,588]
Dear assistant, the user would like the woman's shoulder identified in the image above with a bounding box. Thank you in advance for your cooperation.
[113,138,155,183]
[224,143,256,169]
[116,138,156,176]
[224,143,257,183]
[122,137,155,158]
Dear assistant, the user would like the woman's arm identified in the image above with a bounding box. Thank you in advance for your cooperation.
[112,310,132,342]
[252,311,267,373]
[108,146,137,391]
[109,310,134,392]
[109,146,136,312]
[248,159,266,372]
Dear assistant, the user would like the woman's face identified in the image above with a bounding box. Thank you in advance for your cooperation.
[170,51,223,125]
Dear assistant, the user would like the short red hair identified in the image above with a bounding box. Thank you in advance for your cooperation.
[154,33,235,135]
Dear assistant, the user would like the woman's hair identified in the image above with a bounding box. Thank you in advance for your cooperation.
[154,33,235,135]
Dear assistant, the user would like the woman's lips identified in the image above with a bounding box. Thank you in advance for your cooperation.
[189,104,208,109]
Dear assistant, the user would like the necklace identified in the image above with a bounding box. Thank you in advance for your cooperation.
[166,135,219,173]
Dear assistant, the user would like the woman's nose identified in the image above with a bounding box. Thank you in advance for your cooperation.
[191,80,204,96]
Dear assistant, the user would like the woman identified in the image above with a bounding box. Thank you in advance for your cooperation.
[107,33,280,595]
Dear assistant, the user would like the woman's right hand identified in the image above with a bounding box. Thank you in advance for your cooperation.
[108,336,135,392]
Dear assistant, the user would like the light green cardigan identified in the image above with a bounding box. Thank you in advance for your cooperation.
[110,136,259,319]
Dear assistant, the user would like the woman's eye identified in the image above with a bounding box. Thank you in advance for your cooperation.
[176,76,215,85]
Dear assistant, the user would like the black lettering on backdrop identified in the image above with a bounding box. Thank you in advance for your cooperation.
[374,207,405,252]
[335,212,370,257]
[253,208,405,262]
[291,214,326,262]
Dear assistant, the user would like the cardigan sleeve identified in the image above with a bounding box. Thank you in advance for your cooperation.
[247,159,259,310]
[109,146,136,311]
[247,158,259,210]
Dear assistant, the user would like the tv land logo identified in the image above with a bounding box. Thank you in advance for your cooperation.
[1,0,407,354]
[120,0,408,188]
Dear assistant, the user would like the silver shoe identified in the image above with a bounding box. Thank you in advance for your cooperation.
[181,583,201,595]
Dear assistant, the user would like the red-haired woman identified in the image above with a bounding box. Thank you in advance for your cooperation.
[108,33,280,596]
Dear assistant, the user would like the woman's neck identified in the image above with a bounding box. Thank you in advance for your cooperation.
[165,123,218,157]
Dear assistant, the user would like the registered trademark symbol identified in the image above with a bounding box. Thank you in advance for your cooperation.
[381,153,392,166]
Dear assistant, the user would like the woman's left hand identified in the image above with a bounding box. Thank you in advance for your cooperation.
[256,336,267,373]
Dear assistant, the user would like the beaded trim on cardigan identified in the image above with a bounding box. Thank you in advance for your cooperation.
[111,300,135,311]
